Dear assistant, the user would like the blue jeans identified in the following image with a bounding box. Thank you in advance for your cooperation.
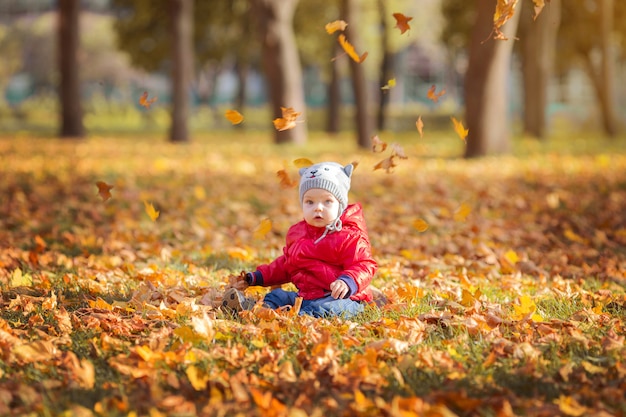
[263,288,364,319]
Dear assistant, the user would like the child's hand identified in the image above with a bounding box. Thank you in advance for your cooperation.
[330,279,349,299]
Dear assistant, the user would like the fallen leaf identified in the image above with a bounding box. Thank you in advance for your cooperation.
[253,218,272,240]
[413,218,429,232]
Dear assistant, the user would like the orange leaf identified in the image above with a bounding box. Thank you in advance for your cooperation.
[325,20,348,34]
[276,169,297,188]
[427,85,446,103]
[224,109,244,125]
[451,117,469,143]
[293,158,313,168]
[337,34,367,63]
[139,91,158,109]
[96,181,113,202]
[416,116,424,138]
[374,155,398,173]
[413,218,429,232]
[273,106,301,131]
[144,200,160,221]
[492,0,519,40]
[371,135,387,153]
[392,12,413,35]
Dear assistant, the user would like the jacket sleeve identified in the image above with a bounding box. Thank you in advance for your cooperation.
[338,231,377,293]
[256,251,291,287]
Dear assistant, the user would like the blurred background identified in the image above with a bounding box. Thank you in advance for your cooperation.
[0,0,624,156]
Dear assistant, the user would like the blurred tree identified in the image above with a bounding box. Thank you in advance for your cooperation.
[169,0,193,143]
[341,0,371,148]
[58,0,85,138]
[518,0,561,139]
[251,0,307,144]
[464,0,521,158]
[376,0,392,132]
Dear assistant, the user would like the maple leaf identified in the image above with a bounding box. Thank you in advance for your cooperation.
[143,200,160,221]
[427,85,446,103]
[337,34,368,63]
[325,20,348,34]
[276,168,297,188]
[416,116,424,138]
[96,181,113,202]
[451,117,469,143]
[392,13,413,35]
[273,107,301,131]
[139,91,158,109]
[224,109,244,125]
[371,135,387,153]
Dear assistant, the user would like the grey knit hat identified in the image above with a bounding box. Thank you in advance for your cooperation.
[299,162,354,215]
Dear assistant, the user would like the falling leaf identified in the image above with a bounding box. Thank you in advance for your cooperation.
[492,0,519,40]
[392,13,413,34]
[273,107,301,131]
[416,116,424,138]
[371,135,387,153]
[144,201,160,221]
[276,169,297,188]
[325,20,348,34]
[374,156,398,173]
[293,158,313,168]
[253,218,272,240]
[224,109,244,125]
[337,34,368,63]
[427,85,446,103]
[96,181,114,202]
[451,117,469,143]
[532,0,547,20]
[381,78,396,90]
[139,91,158,109]
[390,143,408,159]
[413,218,429,232]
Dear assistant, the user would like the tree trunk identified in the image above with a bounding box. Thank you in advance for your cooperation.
[376,0,393,132]
[58,0,84,138]
[252,0,307,144]
[519,0,561,139]
[464,0,521,158]
[169,0,193,143]
[326,42,341,134]
[597,0,618,137]
[341,0,371,148]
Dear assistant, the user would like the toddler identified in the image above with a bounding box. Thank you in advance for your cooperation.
[223,161,377,319]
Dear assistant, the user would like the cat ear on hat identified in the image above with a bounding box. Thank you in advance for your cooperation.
[343,164,354,178]
[299,167,308,177]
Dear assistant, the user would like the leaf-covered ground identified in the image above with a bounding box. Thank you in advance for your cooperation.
[1,133,625,417]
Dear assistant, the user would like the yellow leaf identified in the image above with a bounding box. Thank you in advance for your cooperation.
[253,218,272,240]
[416,116,424,138]
[412,218,429,232]
[460,288,477,307]
[554,395,588,417]
[512,295,543,322]
[10,268,33,287]
[381,78,396,90]
[325,19,348,34]
[504,249,519,265]
[451,117,469,143]
[88,297,113,311]
[144,201,160,221]
[337,34,367,63]
[293,158,313,168]
[453,202,471,222]
[273,107,301,131]
[186,365,210,390]
[224,109,244,125]
[227,247,252,261]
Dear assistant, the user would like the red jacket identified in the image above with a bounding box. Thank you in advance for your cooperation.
[255,203,377,302]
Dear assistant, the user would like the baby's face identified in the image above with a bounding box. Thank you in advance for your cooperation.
[302,188,340,228]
